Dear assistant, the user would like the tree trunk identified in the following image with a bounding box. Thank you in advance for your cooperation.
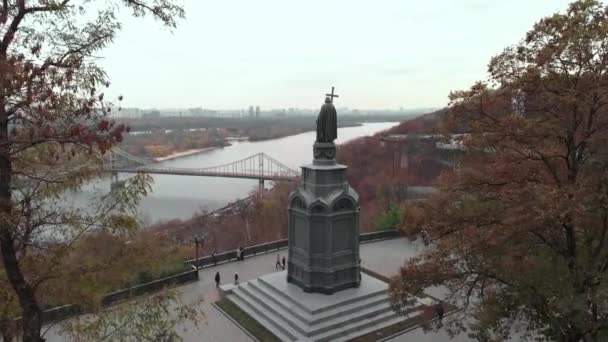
[0,106,44,341]
[559,330,584,342]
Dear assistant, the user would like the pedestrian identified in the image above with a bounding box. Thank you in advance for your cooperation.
[421,230,431,246]
[215,271,220,287]
[212,250,217,266]
[234,272,239,285]
[236,247,241,261]
[240,246,245,260]
[275,254,281,269]
[281,256,286,269]
[436,301,444,321]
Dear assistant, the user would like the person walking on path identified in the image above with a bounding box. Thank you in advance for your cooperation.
[212,251,217,266]
[215,271,220,287]
[275,254,282,269]
[436,301,445,322]
[234,272,239,285]
[236,247,241,261]
[281,256,286,270]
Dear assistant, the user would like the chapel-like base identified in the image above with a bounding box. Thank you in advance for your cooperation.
[220,271,434,342]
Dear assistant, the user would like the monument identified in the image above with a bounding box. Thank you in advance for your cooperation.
[287,86,361,294]
[220,88,427,341]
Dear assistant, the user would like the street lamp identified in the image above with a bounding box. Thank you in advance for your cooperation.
[193,235,205,270]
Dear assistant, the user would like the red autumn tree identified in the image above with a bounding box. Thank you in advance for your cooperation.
[0,1,184,341]
[391,1,608,341]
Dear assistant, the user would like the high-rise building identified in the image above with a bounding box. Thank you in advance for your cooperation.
[249,106,254,117]
[255,106,260,117]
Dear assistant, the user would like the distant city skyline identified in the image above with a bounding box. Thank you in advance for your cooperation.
[114,105,435,119]
[101,0,572,110]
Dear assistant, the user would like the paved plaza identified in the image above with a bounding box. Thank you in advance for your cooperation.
[42,237,476,342]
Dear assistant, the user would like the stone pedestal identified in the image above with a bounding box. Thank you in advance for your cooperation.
[286,142,360,294]
[221,271,429,342]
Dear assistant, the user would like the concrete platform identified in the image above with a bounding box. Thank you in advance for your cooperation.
[221,270,430,342]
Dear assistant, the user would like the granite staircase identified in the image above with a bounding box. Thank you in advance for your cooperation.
[223,273,422,341]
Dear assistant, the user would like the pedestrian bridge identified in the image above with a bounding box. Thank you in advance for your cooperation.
[102,148,301,190]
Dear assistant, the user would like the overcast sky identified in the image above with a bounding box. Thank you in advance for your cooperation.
[100,0,573,110]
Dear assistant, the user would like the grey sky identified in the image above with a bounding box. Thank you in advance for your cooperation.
[101,0,573,110]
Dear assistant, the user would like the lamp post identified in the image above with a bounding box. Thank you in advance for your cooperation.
[193,235,205,270]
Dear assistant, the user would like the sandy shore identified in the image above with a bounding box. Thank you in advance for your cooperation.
[154,147,218,162]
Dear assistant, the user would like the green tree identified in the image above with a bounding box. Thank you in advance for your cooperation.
[0,0,185,340]
[377,203,401,231]
[391,1,608,341]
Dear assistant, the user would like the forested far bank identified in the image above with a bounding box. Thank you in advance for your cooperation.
[118,114,423,159]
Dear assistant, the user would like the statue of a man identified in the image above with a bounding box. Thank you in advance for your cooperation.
[316,97,337,143]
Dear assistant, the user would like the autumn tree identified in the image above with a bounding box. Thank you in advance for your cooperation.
[391,1,608,341]
[0,0,186,341]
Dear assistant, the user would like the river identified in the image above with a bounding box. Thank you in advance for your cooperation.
[75,122,397,223]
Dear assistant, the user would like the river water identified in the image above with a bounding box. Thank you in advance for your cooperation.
[76,122,396,223]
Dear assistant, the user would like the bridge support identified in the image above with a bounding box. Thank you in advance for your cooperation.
[110,171,124,191]
[111,171,118,184]
[258,179,264,192]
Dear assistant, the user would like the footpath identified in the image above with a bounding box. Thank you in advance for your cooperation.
[43,237,475,342]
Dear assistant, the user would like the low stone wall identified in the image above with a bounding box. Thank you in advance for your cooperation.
[186,229,401,268]
[360,229,400,243]
[361,267,392,283]
[39,267,199,324]
[42,304,83,324]
[102,268,199,306]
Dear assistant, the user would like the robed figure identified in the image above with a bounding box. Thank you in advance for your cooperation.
[316,97,337,143]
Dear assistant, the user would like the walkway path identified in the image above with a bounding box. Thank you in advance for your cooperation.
[43,237,476,342]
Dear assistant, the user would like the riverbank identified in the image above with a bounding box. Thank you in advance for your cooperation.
[154,147,221,162]
[110,123,400,222]
[149,123,367,162]
[247,122,362,142]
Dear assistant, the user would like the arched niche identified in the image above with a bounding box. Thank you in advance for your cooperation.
[310,203,327,214]
[291,196,305,210]
[332,198,356,212]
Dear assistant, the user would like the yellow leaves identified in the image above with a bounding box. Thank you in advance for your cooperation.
[106,214,140,235]
[36,231,190,311]
[143,144,171,158]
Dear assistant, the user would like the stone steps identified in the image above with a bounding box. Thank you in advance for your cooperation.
[258,275,387,315]
[219,271,435,342]
[248,278,390,325]
[226,292,298,341]
[308,301,395,337]
[241,281,395,338]
[229,279,406,341]
[236,283,307,336]
[313,310,399,342]
[328,309,422,342]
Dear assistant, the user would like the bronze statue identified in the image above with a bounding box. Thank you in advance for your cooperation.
[316,87,339,143]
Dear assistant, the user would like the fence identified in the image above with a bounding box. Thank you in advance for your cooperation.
[186,229,401,268]
[102,267,199,306]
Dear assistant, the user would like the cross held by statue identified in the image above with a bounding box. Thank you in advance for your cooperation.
[325,86,339,104]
